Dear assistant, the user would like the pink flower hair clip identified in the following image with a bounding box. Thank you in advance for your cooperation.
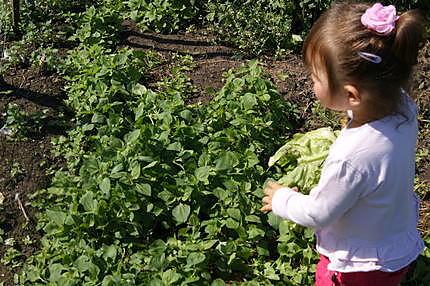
[361,3,399,35]
[358,3,399,64]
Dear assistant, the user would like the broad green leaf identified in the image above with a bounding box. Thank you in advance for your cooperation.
[201,240,217,250]
[79,191,98,212]
[195,166,211,183]
[242,93,257,110]
[167,142,182,152]
[102,245,117,261]
[142,161,158,170]
[247,225,265,239]
[135,102,145,120]
[180,109,193,121]
[81,158,99,175]
[91,113,105,123]
[245,215,261,223]
[149,278,163,286]
[64,215,75,226]
[161,269,181,284]
[124,129,140,143]
[158,190,173,203]
[46,210,67,227]
[186,252,205,267]
[267,212,282,230]
[111,163,123,174]
[257,246,270,256]
[74,255,91,272]
[213,188,228,201]
[227,208,241,221]
[225,218,239,229]
[279,220,291,236]
[136,183,151,196]
[172,203,190,224]
[132,83,147,96]
[82,123,94,132]
[264,265,280,280]
[149,254,165,270]
[48,263,65,281]
[130,161,141,179]
[211,279,226,286]
[215,151,239,170]
[149,240,167,255]
[99,177,111,194]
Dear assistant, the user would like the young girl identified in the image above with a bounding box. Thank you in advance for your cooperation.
[260,2,426,285]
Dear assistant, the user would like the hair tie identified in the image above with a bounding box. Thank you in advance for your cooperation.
[361,3,399,35]
[357,51,382,64]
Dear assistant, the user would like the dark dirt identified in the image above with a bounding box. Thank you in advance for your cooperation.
[120,20,236,59]
[0,20,428,285]
[414,42,430,184]
[0,66,66,284]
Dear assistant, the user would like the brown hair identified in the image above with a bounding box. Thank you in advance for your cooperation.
[303,2,426,117]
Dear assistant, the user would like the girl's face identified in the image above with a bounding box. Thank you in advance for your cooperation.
[311,71,348,111]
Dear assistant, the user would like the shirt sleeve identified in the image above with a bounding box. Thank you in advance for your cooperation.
[271,160,367,229]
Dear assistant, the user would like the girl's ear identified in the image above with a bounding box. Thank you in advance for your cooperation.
[343,84,361,107]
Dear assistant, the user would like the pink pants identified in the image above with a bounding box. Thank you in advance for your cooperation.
[315,255,410,286]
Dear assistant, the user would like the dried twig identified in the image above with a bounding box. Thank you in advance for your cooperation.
[15,193,29,221]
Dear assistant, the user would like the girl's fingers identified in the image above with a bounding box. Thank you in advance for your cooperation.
[263,184,277,195]
[262,196,271,204]
[267,181,279,188]
[263,186,272,195]
[260,204,272,213]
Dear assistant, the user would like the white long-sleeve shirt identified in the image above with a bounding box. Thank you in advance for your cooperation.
[272,93,424,272]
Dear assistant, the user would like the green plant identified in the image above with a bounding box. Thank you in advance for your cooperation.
[1,42,29,71]
[128,0,202,33]
[0,2,13,36]
[1,103,29,138]
[205,0,298,56]
[30,46,62,73]
[269,127,338,193]
[70,2,123,47]
[17,44,322,284]
[1,238,23,269]
[10,162,25,179]
[1,103,50,139]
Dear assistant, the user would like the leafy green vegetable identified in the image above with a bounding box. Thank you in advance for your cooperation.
[269,127,338,193]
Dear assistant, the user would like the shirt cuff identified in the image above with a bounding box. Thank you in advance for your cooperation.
[272,187,297,219]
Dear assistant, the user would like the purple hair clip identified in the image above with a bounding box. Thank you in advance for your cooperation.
[357,51,382,64]
[361,3,399,35]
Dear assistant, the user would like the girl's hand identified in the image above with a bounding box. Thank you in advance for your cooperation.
[260,182,298,213]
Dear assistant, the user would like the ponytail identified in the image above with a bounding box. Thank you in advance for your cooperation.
[392,10,426,65]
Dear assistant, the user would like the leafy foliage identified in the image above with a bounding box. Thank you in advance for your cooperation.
[70,1,124,47]
[19,43,322,284]
[127,0,202,33]
[269,127,338,193]
[205,0,299,56]
[0,2,13,36]
[0,103,52,140]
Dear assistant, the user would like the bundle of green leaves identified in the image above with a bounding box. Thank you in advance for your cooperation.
[269,127,339,193]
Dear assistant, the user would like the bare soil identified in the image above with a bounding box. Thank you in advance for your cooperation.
[0,21,428,285]
[0,68,66,284]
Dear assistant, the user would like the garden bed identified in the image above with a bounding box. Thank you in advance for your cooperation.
[0,17,429,285]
